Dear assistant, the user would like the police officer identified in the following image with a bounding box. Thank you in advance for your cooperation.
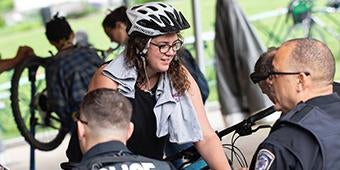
[248,38,340,170]
[250,47,278,105]
[62,88,176,170]
[333,81,340,94]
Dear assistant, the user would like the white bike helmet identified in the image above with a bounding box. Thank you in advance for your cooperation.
[126,2,190,37]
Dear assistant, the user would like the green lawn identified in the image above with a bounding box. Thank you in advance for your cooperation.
[0,0,339,139]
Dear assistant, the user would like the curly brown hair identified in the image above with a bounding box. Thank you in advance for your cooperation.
[125,33,190,96]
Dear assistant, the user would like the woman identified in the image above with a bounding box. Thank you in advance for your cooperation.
[89,2,230,169]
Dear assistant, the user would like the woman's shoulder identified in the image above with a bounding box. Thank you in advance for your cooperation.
[88,64,119,92]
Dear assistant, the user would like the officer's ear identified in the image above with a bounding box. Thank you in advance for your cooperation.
[296,72,310,92]
[127,122,134,140]
[77,121,86,141]
[77,121,88,154]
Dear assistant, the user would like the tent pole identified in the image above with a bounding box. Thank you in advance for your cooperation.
[191,0,206,74]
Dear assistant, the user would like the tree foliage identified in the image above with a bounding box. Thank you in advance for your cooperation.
[0,0,13,12]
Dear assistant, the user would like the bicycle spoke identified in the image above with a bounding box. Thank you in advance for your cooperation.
[45,124,60,130]
[49,114,62,123]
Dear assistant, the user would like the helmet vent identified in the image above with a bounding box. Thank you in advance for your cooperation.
[146,6,158,11]
[149,14,161,23]
[160,15,171,26]
[131,5,141,10]
[137,9,147,14]
[126,2,190,36]
[158,3,167,8]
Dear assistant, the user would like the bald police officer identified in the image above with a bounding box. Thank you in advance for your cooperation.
[250,38,340,169]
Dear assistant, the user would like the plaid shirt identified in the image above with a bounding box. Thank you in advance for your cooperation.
[46,46,102,122]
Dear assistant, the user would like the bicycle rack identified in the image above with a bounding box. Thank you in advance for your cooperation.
[28,65,39,170]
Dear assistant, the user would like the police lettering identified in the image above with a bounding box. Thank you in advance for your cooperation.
[99,162,155,170]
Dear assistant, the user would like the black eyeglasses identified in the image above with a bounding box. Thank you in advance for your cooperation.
[250,71,310,84]
[269,71,310,76]
[150,39,183,54]
[250,72,270,84]
[73,112,88,125]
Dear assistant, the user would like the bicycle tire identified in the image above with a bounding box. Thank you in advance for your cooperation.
[10,56,68,151]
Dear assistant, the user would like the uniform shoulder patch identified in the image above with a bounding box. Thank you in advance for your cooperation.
[254,149,275,170]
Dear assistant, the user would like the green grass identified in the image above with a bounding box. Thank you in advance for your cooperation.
[0,0,339,139]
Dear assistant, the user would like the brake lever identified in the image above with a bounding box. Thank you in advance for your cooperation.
[235,122,253,136]
[234,106,276,136]
[251,125,272,134]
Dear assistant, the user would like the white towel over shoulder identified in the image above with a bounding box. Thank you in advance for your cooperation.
[103,53,203,143]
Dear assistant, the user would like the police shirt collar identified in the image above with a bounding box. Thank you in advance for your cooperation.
[304,93,340,106]
[81,140,131,162]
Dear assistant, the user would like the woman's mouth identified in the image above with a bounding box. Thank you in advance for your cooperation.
[161,58,172,63]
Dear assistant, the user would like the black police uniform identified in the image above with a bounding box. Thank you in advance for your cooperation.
[333,81,340,95]
[250,93,340,170]
[69,140,176,170]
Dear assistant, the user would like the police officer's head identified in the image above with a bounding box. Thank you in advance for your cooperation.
[250,47,277,104]
[76,88,134,153]
[271,38,335,112]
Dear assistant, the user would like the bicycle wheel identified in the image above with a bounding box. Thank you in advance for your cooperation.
[10,56,68,151]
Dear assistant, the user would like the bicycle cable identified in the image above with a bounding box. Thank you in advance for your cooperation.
[223,143,247,168]
[230,132,248,168]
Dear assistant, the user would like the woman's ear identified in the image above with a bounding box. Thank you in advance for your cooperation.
[69,32,75,41]
[116,21,125,29]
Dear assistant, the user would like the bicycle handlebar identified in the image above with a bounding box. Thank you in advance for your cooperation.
[218,105,276,138]
[165,106,276,162]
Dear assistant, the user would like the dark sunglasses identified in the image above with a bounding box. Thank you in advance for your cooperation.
[250,71,310,84]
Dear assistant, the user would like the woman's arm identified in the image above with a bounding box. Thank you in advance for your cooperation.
[185,68,231,170]
[88,64,118,92]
